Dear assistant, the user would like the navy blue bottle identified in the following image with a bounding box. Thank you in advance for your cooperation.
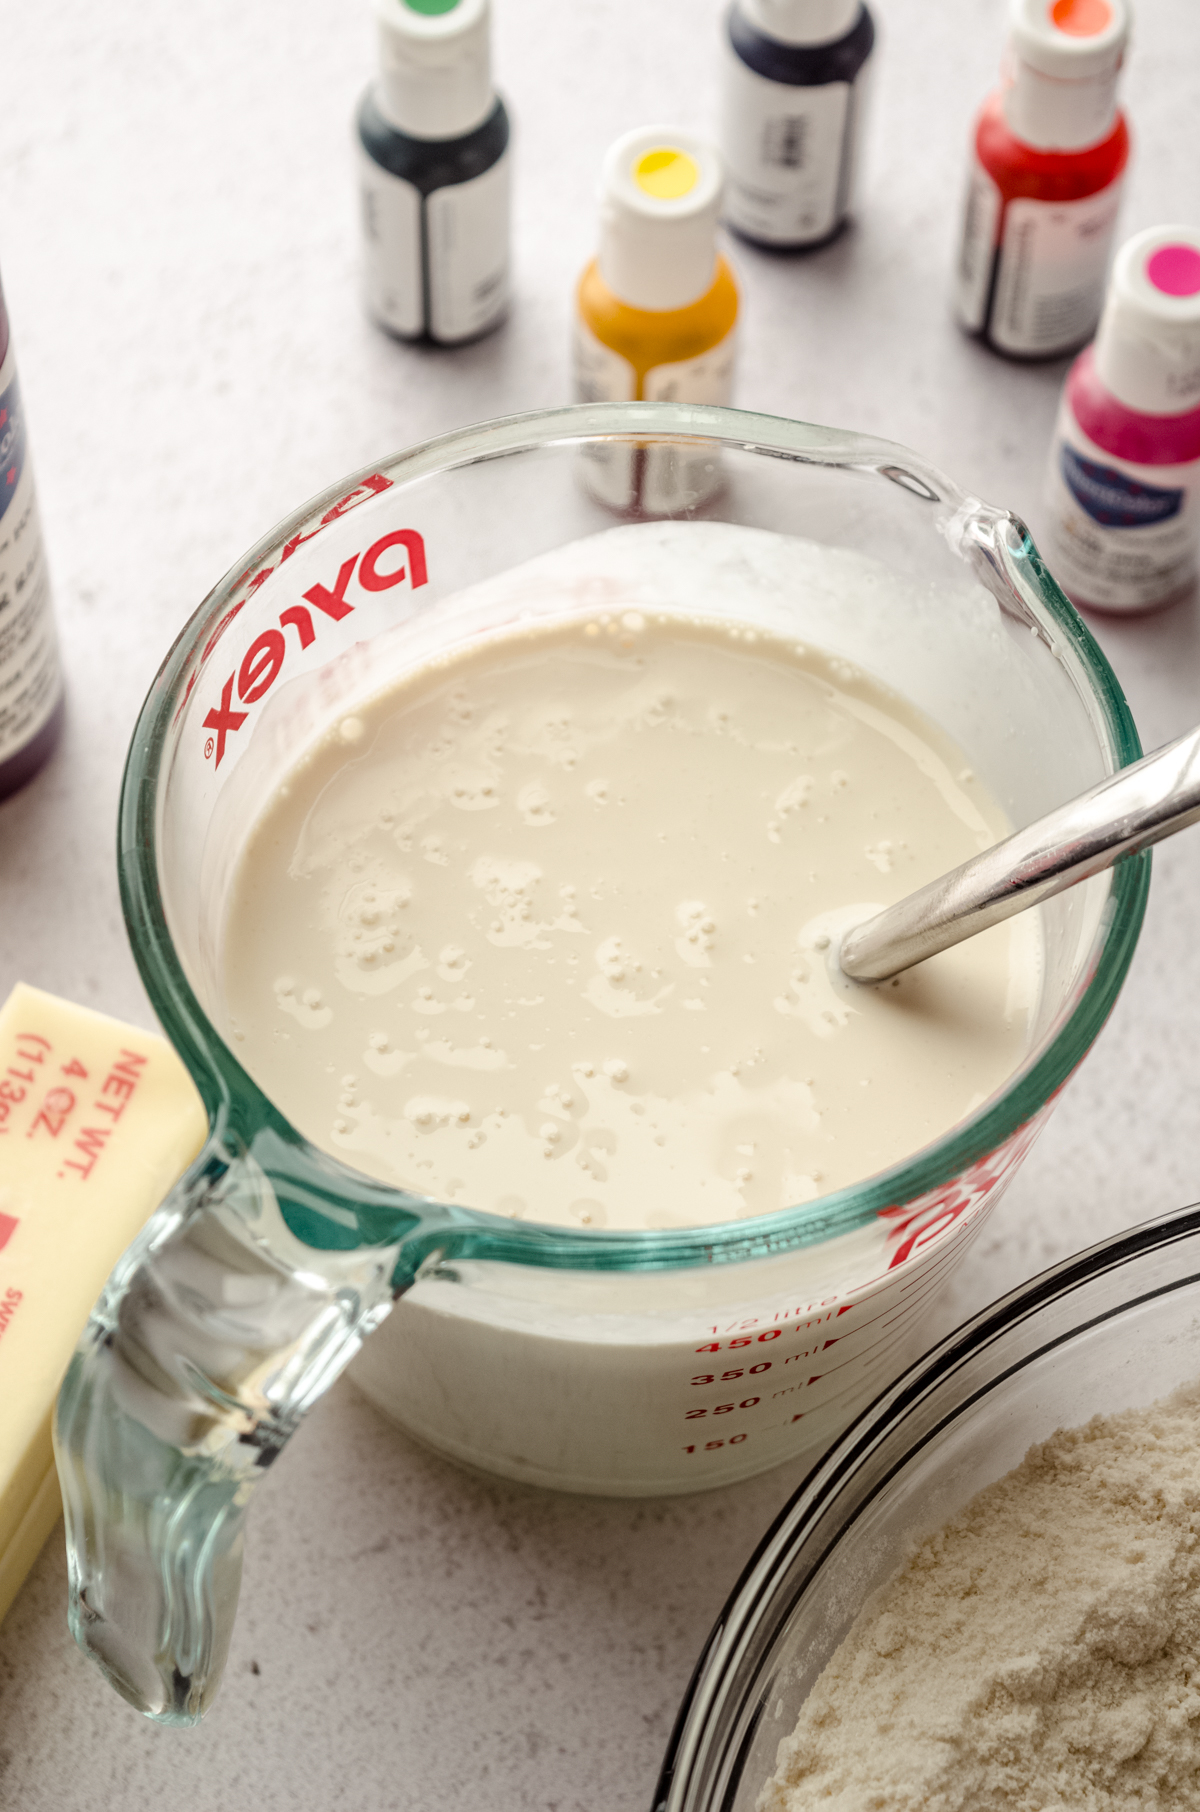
[720,0,875,248]
[358,0,511,345]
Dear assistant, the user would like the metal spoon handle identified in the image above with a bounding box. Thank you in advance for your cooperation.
[840,724,1200,983]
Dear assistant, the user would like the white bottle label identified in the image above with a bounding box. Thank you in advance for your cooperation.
[573,318,637,406]
[989,180,1123,358]
[426,152,510,343]
[1042,399,1200,612]
[0,347,60,767]
[359,144,510,344]
[572,319,737,513]
[642,336,738,406]
[720,46,864,245]
[955,161,1002,333]
[360,151,424,339]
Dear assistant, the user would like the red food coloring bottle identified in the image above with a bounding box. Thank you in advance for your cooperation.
[955,0,1132,361]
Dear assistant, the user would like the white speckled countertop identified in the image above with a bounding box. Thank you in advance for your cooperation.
[1,1,1199,1805]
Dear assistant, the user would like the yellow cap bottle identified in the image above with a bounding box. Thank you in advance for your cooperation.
[574,126,739,512]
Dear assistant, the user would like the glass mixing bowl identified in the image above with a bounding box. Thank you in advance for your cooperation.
[52,403,1148,1725]
[654,1204,1200,1812]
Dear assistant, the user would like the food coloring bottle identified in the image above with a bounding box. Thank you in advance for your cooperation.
[357,0,510,345]
[0,269,63,802]
[955,0,1131,361]
[1042,226,1200,614]
[719,0,875,249]
[574,127,739,513]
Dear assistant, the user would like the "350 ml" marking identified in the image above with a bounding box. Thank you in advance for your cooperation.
[690,1363,772,1385]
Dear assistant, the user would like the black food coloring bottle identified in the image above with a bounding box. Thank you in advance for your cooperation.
[720,0,875,249]
[357,0,511,344]
[0,268,62,802]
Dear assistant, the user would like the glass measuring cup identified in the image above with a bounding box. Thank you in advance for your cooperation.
[52,403,1148,1725]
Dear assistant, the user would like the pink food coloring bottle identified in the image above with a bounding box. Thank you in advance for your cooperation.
[1042,224,1200,613]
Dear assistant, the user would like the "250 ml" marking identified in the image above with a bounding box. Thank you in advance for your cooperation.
[684,1397,761,1421]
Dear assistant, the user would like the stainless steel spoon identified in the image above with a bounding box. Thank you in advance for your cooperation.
[839,723,1200,983]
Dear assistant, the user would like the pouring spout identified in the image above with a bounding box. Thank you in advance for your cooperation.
[53,1132,417,1722]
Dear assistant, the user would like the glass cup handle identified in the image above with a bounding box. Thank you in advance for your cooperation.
[53,1129,414,1725]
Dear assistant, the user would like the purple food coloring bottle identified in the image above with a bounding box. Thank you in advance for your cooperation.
[0,269,63,802]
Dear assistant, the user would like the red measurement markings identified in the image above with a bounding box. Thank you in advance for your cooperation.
[702,1299,853,1338]
[682,1434,749,1454]
[780,1320,852,1367]
[769,1299,847,1325]
[694,1329,782,1355]
[776,1285,940,1403]
[690,1362,773,1385]
[684,1397,762,1422]
[695,1306,855,1355]
[0,1212,18,1251]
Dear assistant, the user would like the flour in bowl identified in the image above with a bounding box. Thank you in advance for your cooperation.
[762,1388,1200,1809]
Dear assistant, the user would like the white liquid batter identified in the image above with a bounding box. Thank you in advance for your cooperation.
[222,611,1037,1231]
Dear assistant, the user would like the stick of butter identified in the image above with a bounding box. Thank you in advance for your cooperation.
[0,983,207,1625]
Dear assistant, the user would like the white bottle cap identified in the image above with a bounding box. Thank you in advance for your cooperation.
[1093,226,1200,417]
[373,0,494,142]
[597,127,724,312]
[1004,0,1130,151]
[739,0,861,47]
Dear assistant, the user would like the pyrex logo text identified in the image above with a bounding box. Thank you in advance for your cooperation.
[202,526,428,765]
